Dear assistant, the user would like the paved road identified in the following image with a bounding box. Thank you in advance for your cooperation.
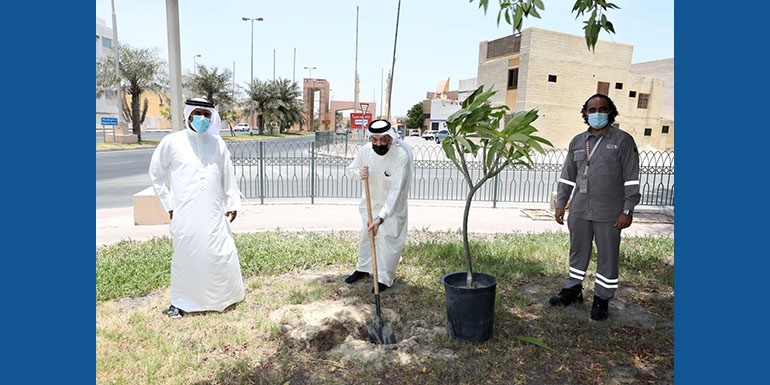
[96,148,156,209]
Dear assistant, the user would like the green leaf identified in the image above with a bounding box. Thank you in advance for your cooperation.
[513,7,522,30]
[604,20,615,33]
[441,138,458,163]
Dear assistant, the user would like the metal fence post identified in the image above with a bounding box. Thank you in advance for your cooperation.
[259,141,265,205]
[311,141,316,204]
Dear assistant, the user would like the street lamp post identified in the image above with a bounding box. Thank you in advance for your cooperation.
[304,66,316,78]
[193,54,201,76]
[242,16,263,133]
[241,17,264,86]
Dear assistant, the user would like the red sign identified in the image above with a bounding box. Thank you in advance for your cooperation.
[350,113,373,129]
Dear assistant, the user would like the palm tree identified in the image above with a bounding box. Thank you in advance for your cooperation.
[186,65,234,108]
[269,79,305,134]
[96,44,166,142]
[242,79,273,135]
[243,78,306,135]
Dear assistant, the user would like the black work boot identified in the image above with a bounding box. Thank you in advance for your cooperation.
[549,285,584,306]
[590,296,609,321]
[344,270,369,284]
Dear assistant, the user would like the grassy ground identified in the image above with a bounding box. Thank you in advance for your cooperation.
[96,230,674,384]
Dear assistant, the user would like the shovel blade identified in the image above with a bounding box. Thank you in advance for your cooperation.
[367,319,397,345]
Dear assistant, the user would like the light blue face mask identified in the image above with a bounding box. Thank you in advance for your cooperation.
[191,115,211,133]
[587,113,608,129]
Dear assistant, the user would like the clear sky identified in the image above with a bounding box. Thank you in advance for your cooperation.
[95,0,673,117]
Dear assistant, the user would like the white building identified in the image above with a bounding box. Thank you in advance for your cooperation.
[96,18,120,129]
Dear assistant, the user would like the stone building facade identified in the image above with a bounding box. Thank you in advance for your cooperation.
[477,28,673,150]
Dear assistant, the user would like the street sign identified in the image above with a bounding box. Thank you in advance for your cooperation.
[101,117,118,126]
[350,113,373,129]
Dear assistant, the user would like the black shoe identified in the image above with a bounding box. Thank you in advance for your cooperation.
[167,305,185,319]
[590,297,609,321]
[549,285,584,306]
[371,282,388,293]
[345,270,369,284]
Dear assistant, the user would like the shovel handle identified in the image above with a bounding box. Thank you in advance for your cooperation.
[363,175,381,295]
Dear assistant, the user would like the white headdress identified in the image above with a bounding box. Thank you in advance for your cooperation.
[184,98,222,137]
[368,119,415,188]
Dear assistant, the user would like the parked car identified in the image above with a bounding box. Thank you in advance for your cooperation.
[335,127,349,135]
[234,123,251,132]
[434,129,450,144]
[422,129,437,140]
[408,128,420,137]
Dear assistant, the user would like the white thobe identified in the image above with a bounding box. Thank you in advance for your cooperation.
[149,129,245,312]
[346,143,411,287]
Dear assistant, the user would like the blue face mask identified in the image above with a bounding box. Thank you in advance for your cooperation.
[587,113,608,129]
[191,115,211,133]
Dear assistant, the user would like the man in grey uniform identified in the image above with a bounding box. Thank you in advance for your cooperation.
[550,93,641,321]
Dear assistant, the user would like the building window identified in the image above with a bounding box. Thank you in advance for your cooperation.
[615,82,623,90]
[104,90,116,100]
[548,74,557,83]
[629,91,636,98]
[661,125,670,134]
[597,81,610,95]
[507,68,519,90]
[102,37,112,49]
[431,122,439,130]
[637,93,650,109]
[644,128,652,136]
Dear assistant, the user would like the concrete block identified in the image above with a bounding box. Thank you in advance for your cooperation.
[133,186,169,225]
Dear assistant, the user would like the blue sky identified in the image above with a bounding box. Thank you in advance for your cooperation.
[95,0,673,117]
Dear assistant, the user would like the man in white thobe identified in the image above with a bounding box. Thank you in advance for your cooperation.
[344,119,414,292]
[149,98,245,318]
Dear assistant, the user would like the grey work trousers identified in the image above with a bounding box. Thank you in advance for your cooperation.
[563,214,621,300]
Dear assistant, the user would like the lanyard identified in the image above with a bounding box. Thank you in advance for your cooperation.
[583,136,603,176]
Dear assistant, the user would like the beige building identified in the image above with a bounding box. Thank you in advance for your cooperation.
[477,28,673,150]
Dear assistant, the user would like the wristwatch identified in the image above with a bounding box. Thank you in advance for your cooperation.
[376,216,384,225]
[622,209,632,215]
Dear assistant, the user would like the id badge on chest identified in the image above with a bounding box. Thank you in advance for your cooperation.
[578,174,588,193]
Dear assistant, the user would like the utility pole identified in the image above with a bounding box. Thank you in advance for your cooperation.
[387,0,401,121]
[353,6,359,114]
[110,0,123,125]
[166,0,184,132]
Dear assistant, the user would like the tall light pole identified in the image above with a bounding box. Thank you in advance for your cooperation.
[241,17,264,86]
[304,66,316,78]
[241,16,263,132]
[193,54,201,76]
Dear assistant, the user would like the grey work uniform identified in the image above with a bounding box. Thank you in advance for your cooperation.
[555,125,641,300]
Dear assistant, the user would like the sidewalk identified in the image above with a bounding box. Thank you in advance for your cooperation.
[96,198,674,248]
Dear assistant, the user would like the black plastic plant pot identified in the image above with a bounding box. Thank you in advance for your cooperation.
[440,272,497,342]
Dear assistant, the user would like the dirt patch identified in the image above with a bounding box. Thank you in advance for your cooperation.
[267,272,457,369]
[99,268,673,383]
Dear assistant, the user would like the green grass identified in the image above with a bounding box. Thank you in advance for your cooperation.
[96,230,675,384]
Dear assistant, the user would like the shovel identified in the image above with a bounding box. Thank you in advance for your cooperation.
[363,175,397,345]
